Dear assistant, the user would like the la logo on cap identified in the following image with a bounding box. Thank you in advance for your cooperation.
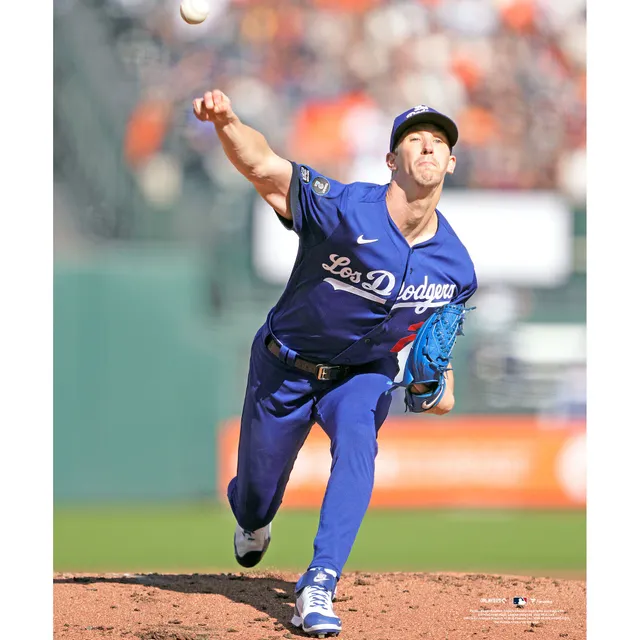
[406,105,432,118]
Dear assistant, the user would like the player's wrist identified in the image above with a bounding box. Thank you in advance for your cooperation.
[213,111,239,130]
[425,393,454,414]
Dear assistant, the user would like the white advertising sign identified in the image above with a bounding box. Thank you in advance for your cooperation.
[251,189,573,287]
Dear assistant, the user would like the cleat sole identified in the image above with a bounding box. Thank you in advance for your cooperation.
[233,533,271,568]
[291,615,340,638]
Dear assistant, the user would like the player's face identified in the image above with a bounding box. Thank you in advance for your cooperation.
[388,125,456,189]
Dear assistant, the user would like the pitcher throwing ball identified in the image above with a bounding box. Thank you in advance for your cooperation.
[193,90,478,637]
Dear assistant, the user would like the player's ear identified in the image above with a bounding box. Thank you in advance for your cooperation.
[386,152,397,172]
[446,154,456,175]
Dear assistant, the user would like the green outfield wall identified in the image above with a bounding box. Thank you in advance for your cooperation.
[54,249,265,501]
[54,245,584,502]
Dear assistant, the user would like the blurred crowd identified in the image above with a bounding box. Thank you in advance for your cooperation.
[94,0,585,202]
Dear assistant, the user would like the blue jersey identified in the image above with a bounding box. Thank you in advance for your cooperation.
[267,162,477,366]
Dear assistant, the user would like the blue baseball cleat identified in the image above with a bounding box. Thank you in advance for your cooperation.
[233,523,271,568]
[291,567,342,637]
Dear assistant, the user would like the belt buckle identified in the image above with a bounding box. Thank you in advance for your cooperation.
[315,364,339,381]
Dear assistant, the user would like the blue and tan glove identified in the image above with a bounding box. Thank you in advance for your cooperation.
[391,304,475,413]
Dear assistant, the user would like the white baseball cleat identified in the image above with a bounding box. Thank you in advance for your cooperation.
[233,522,271,568]
[291,567,342,637]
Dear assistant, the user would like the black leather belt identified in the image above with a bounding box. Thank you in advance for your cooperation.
[266,335,352,381]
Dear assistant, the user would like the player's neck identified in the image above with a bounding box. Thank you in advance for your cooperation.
[385,180,442,246]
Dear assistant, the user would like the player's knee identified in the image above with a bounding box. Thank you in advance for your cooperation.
[331,421,377,456]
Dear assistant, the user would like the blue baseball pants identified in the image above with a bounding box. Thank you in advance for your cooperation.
[227,324,398,578]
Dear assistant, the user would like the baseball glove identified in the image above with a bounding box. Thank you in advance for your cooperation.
[392,303,475,413]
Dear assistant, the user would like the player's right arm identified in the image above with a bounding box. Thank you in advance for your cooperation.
[193,90,293,219]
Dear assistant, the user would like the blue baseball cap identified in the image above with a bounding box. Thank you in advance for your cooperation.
[389,105,459,152]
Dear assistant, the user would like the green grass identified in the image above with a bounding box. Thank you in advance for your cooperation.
[54,503,585,578]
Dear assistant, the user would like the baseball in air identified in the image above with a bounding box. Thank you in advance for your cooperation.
[180,0,210,24]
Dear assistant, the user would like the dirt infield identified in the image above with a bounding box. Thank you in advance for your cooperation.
[54,571,585,639]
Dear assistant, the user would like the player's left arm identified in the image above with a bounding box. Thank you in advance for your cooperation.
[417,268,475,415]
[411,369,455,415]
[396,299,474,415]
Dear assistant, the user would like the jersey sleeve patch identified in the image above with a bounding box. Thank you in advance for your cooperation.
[288,161,346,245]
[311,175,330,196]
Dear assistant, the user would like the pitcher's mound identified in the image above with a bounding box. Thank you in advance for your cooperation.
[54,570,585,639]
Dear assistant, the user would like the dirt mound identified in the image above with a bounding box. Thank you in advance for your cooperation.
[54,571,585,639]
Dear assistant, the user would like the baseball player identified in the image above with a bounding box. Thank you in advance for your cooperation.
[193,90,477,638]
